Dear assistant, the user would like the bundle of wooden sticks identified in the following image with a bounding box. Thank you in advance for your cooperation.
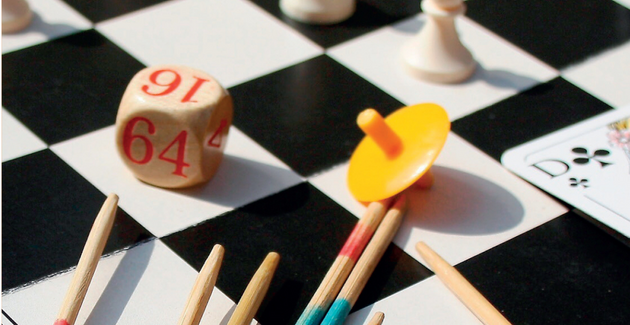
[53,193,509,325]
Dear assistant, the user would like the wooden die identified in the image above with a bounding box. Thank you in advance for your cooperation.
[115,65,233,188]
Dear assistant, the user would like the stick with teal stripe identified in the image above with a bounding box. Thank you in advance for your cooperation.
[321,195,406,325]
[296,199,392,325]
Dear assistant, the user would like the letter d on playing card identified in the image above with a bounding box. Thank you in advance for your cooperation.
[531,159,570,179]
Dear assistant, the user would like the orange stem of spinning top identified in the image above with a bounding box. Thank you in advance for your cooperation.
[357,109,402,159]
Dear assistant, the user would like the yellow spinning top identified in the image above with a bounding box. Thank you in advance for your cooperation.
[347,103,450,202]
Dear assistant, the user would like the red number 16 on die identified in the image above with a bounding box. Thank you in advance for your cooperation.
[115,65,233,188]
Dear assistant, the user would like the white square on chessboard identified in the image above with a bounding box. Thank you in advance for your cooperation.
[96,0,322,88]
[51,125,303,238]
[2,108,47,162]
[310,133,567,267]
[563,40,630,108]
[615,0,630,9]
[1,240,251,325]
[1,0,92,54]
[346,276,482,325]
[328,15,559,120]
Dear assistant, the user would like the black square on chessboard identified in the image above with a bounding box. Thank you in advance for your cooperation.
[457,210,630,324]
[2,150,153,292]
[466,0,630,70]
[250,0,421,48]
[451,77,613,161]
[162,182,430,325]
[2,29,145,145]
[229,55,404,177]
[62,0,170,23]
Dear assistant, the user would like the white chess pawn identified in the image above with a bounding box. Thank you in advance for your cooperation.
[401,0,476,84]
[280,0,355,25]
[2,0,33,34]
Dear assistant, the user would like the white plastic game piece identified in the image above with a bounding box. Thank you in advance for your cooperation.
[115,65,233,189]
[401,0,476,84]
[2,0,33,34]
[280,0,355,25]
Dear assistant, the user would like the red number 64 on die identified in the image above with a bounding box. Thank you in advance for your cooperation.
[115,65,233,189]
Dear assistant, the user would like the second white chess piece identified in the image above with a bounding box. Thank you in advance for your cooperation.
[401,0,476,84]
[280,0,355,25]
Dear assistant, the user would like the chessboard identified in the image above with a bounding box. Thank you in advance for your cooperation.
[3,0,630,324]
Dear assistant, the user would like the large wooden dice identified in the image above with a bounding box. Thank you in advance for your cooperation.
[115,65,233,188]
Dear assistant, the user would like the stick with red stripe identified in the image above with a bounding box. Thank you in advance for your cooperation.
[296,198,392,325]
[321,195,406,325]
[54,194,119,325]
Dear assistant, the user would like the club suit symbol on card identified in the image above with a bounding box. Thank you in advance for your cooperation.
[569,177,589,188]
[571,147,612,167]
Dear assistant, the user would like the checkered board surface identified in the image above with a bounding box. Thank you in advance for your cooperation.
[3,0,630,324]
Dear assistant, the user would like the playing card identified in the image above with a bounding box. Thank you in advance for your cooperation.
[502,105,630,238]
